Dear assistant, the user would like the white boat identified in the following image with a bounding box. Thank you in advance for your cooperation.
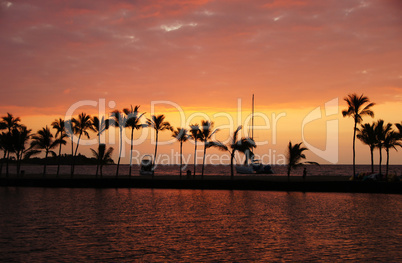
[236,159,274,174]
[140,155,154,175]
[235,94,274,175]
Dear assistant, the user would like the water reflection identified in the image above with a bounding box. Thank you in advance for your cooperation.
[0,188,401,261]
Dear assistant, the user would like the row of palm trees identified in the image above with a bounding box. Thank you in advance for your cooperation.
[342,93,402,177]
[0,109,256,179]
[3,93,397,180]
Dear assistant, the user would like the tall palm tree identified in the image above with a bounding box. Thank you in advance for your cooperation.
[189,124,201,177]
[51,118,68,177]
[123,105,146,177]
[90,144,114,178]
[0,132,14,178]
[11,125,32,176]
[110,110,127,177]
[0,133,7,176]
[375,120,392,176]
[342,93,375,177]
[228,125,256,178]
[72,112,92,156]
[356,123,377,173]
[286,141,318,179]
[383,130,401,177]
[65,119,77,178]
[0,113,21,176]
[199,120,227,178]
[91,116,110,178]
[172,128,189,178]
[31,126,58,176]
[146,114,172,177]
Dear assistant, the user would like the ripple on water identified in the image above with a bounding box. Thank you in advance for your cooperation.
[0,188,401,262]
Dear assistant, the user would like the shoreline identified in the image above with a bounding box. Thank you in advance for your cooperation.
[1,175,401,194]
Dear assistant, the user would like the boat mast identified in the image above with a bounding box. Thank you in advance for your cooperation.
[251,94,254,140]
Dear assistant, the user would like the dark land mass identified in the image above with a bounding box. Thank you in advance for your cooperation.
[1,175,401,194]
[2,154,114,165]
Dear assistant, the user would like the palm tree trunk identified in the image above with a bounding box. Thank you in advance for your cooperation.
[230,151,235,179]
[129,128,134,178]
[6,151,9,178]
[193,141,197,177]
[43,151,48,177]
[379,146,382,176]
[201,142,206,179]
[352,121,357,177]
[16,153,21,176]
[179,141,182,179]
[74,133,82,156]
[70,137,74,178]
[95,158,100,178]
[370,147,374,173]
[152,131,159,179]
[386,148,389,177]
[57,141,62,177]
[0,151,6,177]
[95,136,100,178]
[100,164,103,178]
[116,127,122,178]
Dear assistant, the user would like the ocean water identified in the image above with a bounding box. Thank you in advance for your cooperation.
[8,164,402,177]
[0,188,401,262]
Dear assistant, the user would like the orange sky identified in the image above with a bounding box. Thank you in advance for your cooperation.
[0,0,402,165]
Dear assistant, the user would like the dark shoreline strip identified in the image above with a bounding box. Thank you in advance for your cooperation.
[1,178,401,194]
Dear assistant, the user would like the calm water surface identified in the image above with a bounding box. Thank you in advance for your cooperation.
[1,188,401,262]
[12,164,402,177]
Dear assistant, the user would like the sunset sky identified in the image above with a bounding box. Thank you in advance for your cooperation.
[1,0,402,165]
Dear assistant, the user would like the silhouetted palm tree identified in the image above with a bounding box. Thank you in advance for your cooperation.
[2,113,21,133]
[0,133,7,176]
[228,125,256,178]
[65,119,77,178]
[123,105,146,177]
[72,113,92,156]
[31,126,58,176]
[172,128,189,178]
[189,124,201,177]
[357,123,377,173]
[0,113,21,176]
[0,132,13,177]
[90,144,114,178]
[11,125,32,176]
[52,118,68,177]
[342,93,375,177]
[71,113,92,176]
[396,122,402,136]
[199,120,227,178]
[146,114,172,177]
[110,110,127,177]
[286,141,318,179]
[383,131,401,177]
[0,121,8,176]
[91,116,110,177]
[375,120,392,176]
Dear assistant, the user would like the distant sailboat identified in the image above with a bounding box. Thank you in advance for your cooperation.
[236,94,274,174]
